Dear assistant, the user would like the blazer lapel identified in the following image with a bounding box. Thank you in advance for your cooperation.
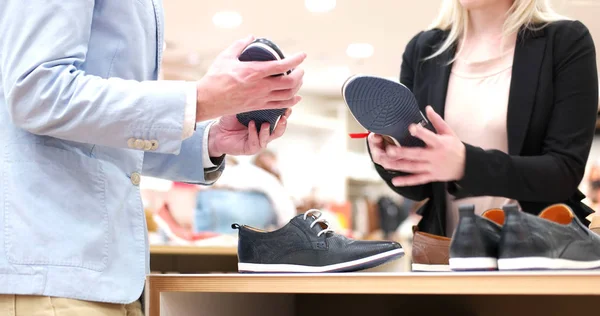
[507,29,547,155]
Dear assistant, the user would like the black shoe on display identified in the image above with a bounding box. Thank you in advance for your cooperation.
[232,209,404,273]
[236,38,290,134]
[497,204,600,271]
[449,205,505,271]
[342,75,435,148]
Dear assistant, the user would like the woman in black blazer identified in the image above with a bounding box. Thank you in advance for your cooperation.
[368,0,599,237]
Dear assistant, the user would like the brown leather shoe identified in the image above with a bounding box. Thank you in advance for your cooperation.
[411,226,451,272]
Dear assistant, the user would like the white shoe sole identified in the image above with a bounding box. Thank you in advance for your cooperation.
[238,248,404,273]
[411,263,451,272]
[449,257,498,271]
[498,257,600,270]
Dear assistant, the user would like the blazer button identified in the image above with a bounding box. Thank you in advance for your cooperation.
[127,138,136,148]
[134,139,145,150]
[150,140,159,150]
[143,140,152,151]
[130,172,141,186]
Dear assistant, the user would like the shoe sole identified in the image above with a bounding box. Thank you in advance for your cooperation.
[449,257,498,271]
[411,263,451,272]
[237,248,404,273]
[342,75,428,147]
[497,257,600,271]
[237,40,288,134]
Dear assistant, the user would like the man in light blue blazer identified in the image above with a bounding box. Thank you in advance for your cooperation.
[0,0,306,314]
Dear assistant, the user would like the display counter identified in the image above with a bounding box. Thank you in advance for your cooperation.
[145,271,600,316]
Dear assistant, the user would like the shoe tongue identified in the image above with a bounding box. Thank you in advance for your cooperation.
[296,213,328,235]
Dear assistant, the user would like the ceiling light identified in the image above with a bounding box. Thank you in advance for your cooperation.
[346,43,374,59]
[305,0,336,13]
[212,11,242,29]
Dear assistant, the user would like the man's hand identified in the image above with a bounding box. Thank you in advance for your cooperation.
[195,35,306,121]
[207,109,292,157]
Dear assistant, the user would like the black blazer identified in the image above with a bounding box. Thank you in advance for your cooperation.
[369,20,599,237]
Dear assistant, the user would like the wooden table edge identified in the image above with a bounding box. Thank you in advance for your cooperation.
[147,271,600,315]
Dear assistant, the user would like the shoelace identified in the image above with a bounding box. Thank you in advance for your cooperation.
[303,209,333,237]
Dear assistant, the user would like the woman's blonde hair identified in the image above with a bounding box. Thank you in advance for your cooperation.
[426,0,569,61]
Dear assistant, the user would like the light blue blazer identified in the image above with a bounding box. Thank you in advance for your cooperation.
[0,0,223,303]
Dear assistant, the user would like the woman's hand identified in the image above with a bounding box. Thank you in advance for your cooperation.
[371,106,466,187]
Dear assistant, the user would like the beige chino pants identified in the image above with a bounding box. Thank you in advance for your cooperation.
[0,295,143,316]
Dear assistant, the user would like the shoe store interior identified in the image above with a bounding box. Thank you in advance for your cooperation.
[31,0,600,315]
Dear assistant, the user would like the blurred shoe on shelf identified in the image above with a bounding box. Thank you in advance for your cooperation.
[411,226,451,272]
[449,205,505,271]
[233,209,404,273]
[498,204,600,271]
[377,196,408,240]
[153,203,231,246]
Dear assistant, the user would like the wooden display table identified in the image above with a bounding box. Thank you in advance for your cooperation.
[146,271,600,316]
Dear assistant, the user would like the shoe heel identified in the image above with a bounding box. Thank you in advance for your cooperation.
[497,207,543,270]
[449,205,498,271]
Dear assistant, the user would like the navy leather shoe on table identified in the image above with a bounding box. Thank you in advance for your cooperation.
[232,209,404,273]
[236,38,289,134]
[497,204,600,271]
[449,205,505,271]
[342,75,435,147]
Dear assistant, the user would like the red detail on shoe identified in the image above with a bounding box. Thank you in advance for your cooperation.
[349,132,371,139]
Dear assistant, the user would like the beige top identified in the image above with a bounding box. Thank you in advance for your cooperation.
[444,48,516,236]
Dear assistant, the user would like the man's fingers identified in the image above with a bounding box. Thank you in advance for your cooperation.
[268,69,305,90]
[268,89,295,102]
[258,123,270,148]
[222,35,255,57]
[262,95,302,110]
[247,121,260,151]
[256,53,307,77]
[269,115,288,140]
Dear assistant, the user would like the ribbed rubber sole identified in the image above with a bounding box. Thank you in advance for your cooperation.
[238,248,404,273]
[498,257,600,271]
[237,40,287,134]
[342,75,431,147]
